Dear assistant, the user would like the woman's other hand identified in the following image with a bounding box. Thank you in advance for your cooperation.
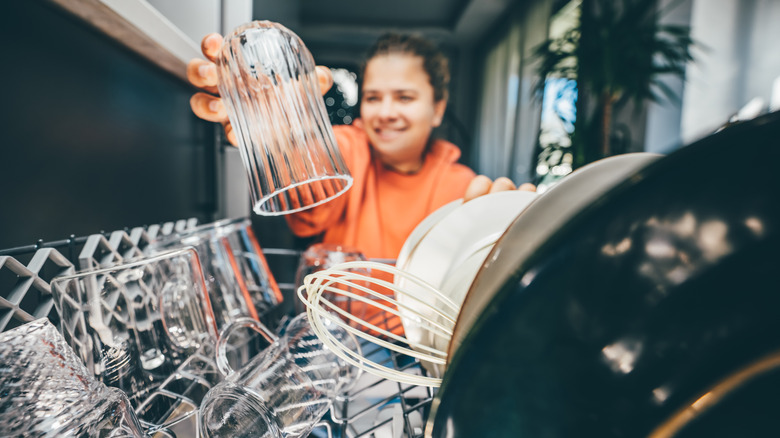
[463,175,536,202]
[186,33,334,146]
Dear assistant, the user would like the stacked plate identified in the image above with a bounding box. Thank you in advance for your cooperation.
[395,153,662,379]
[449,152,662,358]
[395,190,539,376]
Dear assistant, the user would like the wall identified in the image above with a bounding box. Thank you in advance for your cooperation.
[643,0,692,153]
[0,1,216,250]
[147,0,221,42]
[648,0,780,150]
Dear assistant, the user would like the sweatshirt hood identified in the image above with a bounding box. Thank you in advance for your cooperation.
[428,139,463,165]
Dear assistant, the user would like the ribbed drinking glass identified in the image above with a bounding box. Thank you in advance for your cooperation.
[0,319,147,437]
[216,20,352,215]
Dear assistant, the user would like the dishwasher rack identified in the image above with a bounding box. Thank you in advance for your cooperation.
[0,219,435,437]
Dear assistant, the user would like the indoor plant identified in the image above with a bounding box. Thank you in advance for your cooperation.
[534,0,695,169]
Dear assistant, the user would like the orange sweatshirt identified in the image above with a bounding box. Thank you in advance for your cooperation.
[286,124,476,260]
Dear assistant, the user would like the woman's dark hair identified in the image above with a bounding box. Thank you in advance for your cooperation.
[361,33,450,102]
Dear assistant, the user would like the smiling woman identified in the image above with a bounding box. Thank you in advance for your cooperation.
[283,33,477,260]
[360,55,447,173]
[187,28,533,260]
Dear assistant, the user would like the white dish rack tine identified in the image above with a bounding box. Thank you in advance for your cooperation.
[298,260,459,387]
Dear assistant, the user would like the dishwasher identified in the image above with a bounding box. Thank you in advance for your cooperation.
[0,218,435,438]
[5,112,780,437]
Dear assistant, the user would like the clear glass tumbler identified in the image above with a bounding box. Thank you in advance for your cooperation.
[50,247,218,407]
[216,20,353,215]
[0,319,147,437]
[198,313,361,438]
[149,217,284,332]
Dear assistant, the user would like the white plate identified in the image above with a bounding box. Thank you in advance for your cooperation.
[395,190,538,367]
[448,153,662,359]
[395,199,462,272]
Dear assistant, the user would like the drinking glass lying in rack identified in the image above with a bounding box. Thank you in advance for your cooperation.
[149,217,286,373]
[50,247,218,410]
[199,313,361,437]
[0,319,146,437]
[149,218,284,333]
[134,342,222,436]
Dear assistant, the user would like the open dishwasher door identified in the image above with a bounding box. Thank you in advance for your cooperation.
[427,111,780,437]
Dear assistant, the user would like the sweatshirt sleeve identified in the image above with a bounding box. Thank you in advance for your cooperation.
[284,125,362,238]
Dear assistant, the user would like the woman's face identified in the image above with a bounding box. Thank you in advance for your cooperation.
[360,54,447,172]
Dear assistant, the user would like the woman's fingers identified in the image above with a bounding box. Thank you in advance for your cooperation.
[222,121,238,146]
[192,93,237,146]
[488,177,517,193]
[315,66,333,95]
[465,176,538,202]
[186,58,219,93]
[464,175,493,202]
[190,92,228,123]
[201,33,223,62]
[186,34,222,93]
[188,33,237,145]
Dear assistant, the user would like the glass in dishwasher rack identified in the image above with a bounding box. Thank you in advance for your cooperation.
[0,225,436,437]
[0,319,146,437]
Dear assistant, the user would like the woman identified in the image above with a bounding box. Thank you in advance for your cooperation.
[188,32,533,260]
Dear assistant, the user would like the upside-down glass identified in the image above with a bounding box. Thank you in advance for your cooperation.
[198,313,361,438]
[0,319,147,437]
[50,248,218,408]
[216,20,353,215]
[149,218,284,332]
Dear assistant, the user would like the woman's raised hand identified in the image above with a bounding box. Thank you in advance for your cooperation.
[187,34,230,140]
[186,33,335,146]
